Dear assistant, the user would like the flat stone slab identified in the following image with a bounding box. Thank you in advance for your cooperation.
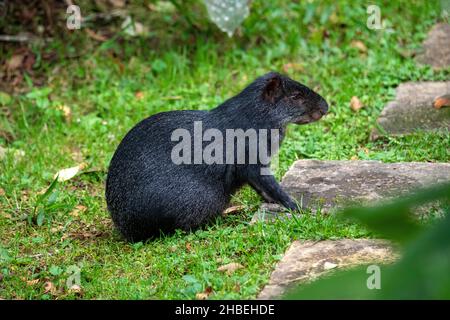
[376,82,450,135]
[258,239,397,299]
[253,160,450,221]
[417,23,450,69]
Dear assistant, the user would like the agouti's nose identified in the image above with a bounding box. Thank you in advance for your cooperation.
[319,99,329,115]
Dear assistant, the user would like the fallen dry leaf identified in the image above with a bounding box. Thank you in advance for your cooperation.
[70,205,87,217]
[0,273,3,282]
[0,187,5,196]
[68,284,82,294]
[135,91,145,100]
[44,281,56,294]
[195,286,213,300]
[350,40,368,53]
[26,279,40,286]
[222,205,246,217]
[57,105,72,122]
[0,147,25,162]
[54,163,87,182]
[85,28,108,42]
[5,54,24,70]
[350,96,364,112]
[122,17,148,36]
[22,53,36,72]
[282,62,304,73]
[433,94,450,109]
[109,0,126,7]
[217,262,243,275]
[50,226,64,233]
[185,242,192,252]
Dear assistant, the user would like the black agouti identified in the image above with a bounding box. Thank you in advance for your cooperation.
[106,72,328,241]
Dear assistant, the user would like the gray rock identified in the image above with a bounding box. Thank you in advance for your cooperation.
[257,239,397,299]
[252,160,450,221]
[376,82,450,135]
[417,23,450,69]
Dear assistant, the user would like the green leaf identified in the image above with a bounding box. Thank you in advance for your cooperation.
[46,191,59,205]
[36,209,45,226]
[0,246,11,262]
[34,176,59,215]
[25,87,52,100]
[0,91,12,106]
[182,275,199,284]
[49,265,64,276]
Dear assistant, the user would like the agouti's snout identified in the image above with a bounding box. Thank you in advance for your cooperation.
[312,99,329,120]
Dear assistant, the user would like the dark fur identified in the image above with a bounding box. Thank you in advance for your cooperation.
[106,72,328,241]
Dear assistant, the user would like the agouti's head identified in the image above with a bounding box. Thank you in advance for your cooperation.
[257,72,329,125]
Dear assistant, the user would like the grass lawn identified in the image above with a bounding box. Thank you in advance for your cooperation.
[0,1,449,299]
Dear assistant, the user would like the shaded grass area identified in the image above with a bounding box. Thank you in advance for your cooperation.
[0,1,449,299]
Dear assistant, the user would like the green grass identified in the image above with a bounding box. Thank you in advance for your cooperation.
[0,0,449,299]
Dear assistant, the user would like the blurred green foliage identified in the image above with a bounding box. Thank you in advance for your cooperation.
[285,183,450,299]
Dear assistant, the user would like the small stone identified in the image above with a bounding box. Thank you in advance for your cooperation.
[417,23,450,69]
[375,82,450,135]
[257,239,396,299]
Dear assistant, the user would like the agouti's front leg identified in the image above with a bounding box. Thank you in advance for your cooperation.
[246,168,298,211]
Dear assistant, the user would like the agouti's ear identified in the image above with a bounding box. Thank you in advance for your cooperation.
[263,74,282,103]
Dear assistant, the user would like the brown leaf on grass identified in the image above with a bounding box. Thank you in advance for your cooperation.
[0,129,15,144]
[0,146,25,162]
[5,54,24,71]
[26,279,40,286]
[70,147,83,163]
[0,187,5,196]
[350,40,368,53]
[57,105,72,123]
[185,242,192,252]
[433,94,450,109]
[68,284,82,294]
[135,91,145,100]
[50,225,64,233]
[85,28,108,42]
[109,0,126,7]
[22,53,36,72]
[282,63,304,73]
[44,281,56,294]
[70,205,87,217]
[217,262,243,275]
[0,273,4,282]
[350,96,364,112]
[195,286,213,300]
[222,205,246,217]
